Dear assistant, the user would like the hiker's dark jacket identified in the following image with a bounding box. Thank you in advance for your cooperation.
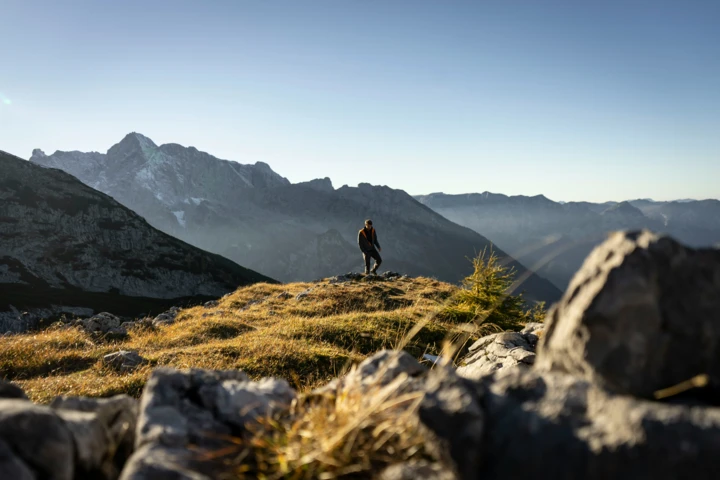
[358,227,381,252]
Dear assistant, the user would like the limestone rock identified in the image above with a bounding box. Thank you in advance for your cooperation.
[378,461,457,480]
[456,329,540,381]
[295,289,312,301]
[537,230,720,399]
[0,379,28,400]
[103,351,147,371]
[0,400,75,480]
[0,394,137,480]
[82,312,121,334]
[51,395,139,479]
[151,307,180,327]
[120,368,296,479]
[479,368,720,479]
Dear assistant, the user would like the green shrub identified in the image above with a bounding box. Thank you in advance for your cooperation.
[441,248,545,331]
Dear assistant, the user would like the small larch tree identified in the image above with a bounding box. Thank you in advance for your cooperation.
[441,247,546,331]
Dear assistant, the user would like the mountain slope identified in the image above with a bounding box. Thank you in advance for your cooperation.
[416,192,720,289]
[30,134,562,304]
[0,149,274,332]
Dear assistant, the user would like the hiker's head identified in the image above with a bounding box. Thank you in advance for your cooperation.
[365,219,373,228]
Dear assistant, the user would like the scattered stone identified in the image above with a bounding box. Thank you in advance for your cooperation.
[327,271,406,284]
[277,291,292,300]
[537,230,720,399]
[203,300,219,308]
[345,350,426,390]
[456,329,540,381]
[237,298,267,312]
[103,351,147,371]
[151,307,180,327]
[81,312,122,334]
[295,289,313,301]
[105,327,129,341]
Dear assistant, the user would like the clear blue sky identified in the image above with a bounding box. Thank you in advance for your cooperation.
[2,0,719,202]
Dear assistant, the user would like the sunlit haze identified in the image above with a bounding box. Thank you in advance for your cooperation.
[2,0,719,202]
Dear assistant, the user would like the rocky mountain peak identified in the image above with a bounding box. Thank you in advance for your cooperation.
[298,177,334,193]
[31,148,46,158]
[107,132,157,159]
[601,201,646,218]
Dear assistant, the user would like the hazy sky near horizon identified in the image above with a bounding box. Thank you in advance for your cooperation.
[2,0,719,202]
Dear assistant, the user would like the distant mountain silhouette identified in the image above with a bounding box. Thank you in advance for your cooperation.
[416,192,720,289]
[30,134,562,304]
[1,149,273,332]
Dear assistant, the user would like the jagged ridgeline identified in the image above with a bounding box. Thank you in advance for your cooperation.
[0,149,275,332]
[29,133,562,304]
[416,192,720,290]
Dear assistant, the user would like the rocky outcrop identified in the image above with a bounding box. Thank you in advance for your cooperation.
[479,368,720,479]
[0,149,274,332]
[120,368,296,479]
[456,323,543,381]
[327,271,406,284]
[29,134,562,304]
[537,230,720,400]
[0,384,138,480]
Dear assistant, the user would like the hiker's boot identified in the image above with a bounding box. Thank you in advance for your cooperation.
[371,265,379,275]
[364,268,370,275]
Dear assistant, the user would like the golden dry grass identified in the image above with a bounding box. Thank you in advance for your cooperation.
[0,276,465,403]
[228,369,440,479]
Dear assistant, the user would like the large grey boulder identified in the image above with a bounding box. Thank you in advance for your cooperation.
[0,400,75,480]
[0,394,137,480]
[120,368,297,479]
[0,379,28,400]
[52,395,139,479]
[536,230,720,400]
[479,368,720,479]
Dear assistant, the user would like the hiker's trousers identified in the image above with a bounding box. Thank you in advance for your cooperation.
[363,249,382,272]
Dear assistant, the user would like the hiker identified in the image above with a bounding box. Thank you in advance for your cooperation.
[358,219,382,274]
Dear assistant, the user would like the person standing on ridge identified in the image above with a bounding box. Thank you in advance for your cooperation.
[358,219,382,275]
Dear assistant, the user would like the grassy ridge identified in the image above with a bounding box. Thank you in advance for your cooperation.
[0,276,462,403]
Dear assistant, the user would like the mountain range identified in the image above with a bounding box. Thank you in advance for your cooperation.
[0,149,273,332]
[28,133,561,304]
[416,192,720,288]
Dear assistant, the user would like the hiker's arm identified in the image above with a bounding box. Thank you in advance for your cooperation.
[374,231,381,250]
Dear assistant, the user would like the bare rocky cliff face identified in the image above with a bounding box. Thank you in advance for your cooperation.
[416,192,720,289]
[30,134,562,304]
[0,149,273,332]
